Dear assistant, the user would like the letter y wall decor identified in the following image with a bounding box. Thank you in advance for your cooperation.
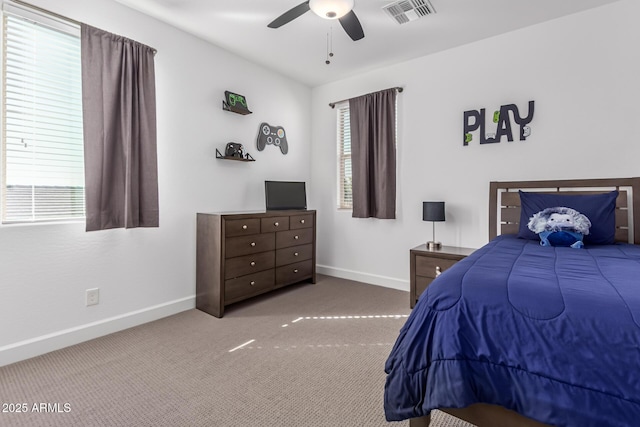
[463,100,534,146]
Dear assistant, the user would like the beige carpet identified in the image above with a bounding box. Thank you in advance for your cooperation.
[0,275,473,427]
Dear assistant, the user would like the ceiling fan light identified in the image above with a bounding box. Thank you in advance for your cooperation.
[309,0,354,20]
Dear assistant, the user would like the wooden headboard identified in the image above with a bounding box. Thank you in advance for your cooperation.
[489,177,640,245]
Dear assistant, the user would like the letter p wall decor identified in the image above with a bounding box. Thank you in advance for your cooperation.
[463,100,535,146]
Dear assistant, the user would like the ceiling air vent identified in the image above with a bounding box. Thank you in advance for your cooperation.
[382,0,436,25]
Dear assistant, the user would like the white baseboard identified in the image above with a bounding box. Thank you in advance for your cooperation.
[0,296,195,367]
[316,264,408,292]
[0,272,405,367]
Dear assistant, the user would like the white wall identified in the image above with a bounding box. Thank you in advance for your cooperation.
[310,0,640,290]
[4,0,638,367]
[0,0,311,366]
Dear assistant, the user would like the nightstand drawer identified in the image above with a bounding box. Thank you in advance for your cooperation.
[415,257,457,279]
[415,276,433,299]
[410,244,475,309]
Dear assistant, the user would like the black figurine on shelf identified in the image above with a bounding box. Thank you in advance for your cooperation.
[225,142,244,158]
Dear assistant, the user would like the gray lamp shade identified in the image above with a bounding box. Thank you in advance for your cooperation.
[423,201,445,222]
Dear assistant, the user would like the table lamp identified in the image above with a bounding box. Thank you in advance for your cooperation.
[423,201,445,250]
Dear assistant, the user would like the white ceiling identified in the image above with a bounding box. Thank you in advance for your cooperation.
[114,0,618,87]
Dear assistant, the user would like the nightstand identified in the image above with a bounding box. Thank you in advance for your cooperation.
[410,244,475,308]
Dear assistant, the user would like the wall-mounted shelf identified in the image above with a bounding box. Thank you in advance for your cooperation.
[222,101,252,115]
[216,148,255,162]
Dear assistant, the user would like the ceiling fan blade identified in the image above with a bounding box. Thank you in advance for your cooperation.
[339,10,364,41]
[268,1,311,28]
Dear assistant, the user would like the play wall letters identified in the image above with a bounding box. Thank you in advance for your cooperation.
[463,100,535,146]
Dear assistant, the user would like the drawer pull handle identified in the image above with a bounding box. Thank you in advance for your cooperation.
[250,281,256,286]
[242,225,248,230]
[294,235,299,240]
[250,242,256,247]
[294,252,299,257]
[293,269,299,273]
[435,266,442,277]
[300,219,305,224]
[274,222,279,227]
[250,261,256,266]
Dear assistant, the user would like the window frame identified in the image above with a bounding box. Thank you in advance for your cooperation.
[1,1,85,224]
[336,102,352,210]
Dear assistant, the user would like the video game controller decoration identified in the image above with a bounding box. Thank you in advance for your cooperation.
[222,91,252,115]
[257,122,288,155]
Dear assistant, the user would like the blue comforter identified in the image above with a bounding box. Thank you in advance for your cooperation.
[384,235,640,426]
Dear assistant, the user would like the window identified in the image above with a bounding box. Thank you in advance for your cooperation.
[1,3,84,223]
[336,98,398,211]
[337,103,352,209]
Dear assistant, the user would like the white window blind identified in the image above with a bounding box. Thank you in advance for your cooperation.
[1,7,84,223]
[337,103,352,209]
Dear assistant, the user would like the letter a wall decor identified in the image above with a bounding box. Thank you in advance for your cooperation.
[463,100,535,146]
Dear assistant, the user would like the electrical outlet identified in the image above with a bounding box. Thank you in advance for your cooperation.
[86,288,100,306]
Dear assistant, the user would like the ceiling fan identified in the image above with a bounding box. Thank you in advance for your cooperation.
[268,0,365,41]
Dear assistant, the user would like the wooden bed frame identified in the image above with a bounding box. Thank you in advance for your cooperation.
[489,177,640,245]
[409,177,640,427]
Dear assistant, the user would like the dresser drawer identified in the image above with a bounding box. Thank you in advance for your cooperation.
[225,218,260,237]
[225,251,275,279]
[290,213,313,229]
[276,228,313,249]
[261,216,289,233]
[275,244,313,267]
[276,260,313,286]
[225,269,275,303]
[415,256,457,279]
[225,233,275,258]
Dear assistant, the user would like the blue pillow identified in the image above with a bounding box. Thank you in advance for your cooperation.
[517,190,618,245]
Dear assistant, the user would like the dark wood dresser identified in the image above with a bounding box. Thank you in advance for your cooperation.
[196,210,316,317]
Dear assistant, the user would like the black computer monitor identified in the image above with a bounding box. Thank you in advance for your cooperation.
[264,181,307,210]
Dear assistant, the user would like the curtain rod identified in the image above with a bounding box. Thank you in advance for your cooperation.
[8,0,158,55]
[329,86,403,108]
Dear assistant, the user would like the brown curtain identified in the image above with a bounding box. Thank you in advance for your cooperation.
[81,24,159,231]
[349,88,397,219]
